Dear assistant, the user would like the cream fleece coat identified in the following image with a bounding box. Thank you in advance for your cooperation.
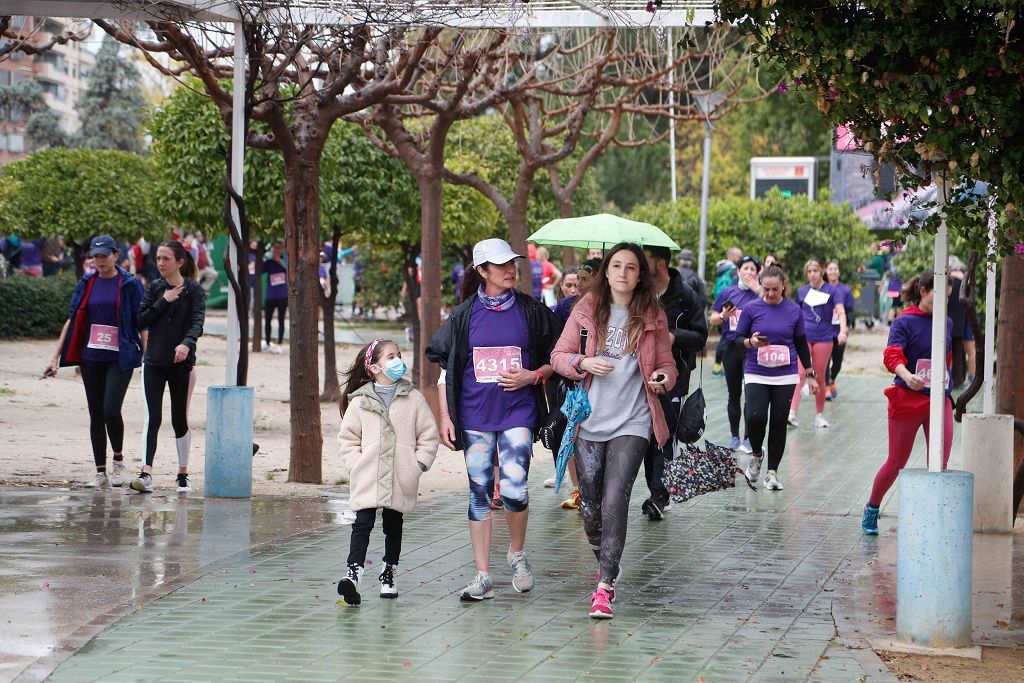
[338,379,440,514]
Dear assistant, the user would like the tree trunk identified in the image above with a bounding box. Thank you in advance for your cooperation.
[506,196,533,296]
[321,225,342,403]
[251,240,265,352]
[416,172,442,413]
[283,160,324,484]
[995,254,1024,519]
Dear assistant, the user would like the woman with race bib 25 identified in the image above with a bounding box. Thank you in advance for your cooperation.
[44,235,145,488]
[426,239,563,602]
[734,264,816,491]
[861,272,953,534]
[710,255,761,453]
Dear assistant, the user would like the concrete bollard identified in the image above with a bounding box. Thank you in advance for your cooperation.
[204,385,255,498]
[961,413,1014,533]
[896,469,974,649]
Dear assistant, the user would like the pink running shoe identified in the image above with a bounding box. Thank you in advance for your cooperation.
[593,565,623,603]
[589,588,613,619]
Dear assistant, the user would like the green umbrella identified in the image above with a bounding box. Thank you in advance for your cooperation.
[527,213,680,251]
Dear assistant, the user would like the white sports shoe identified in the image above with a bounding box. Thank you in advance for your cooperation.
[543,477,557,488]
[109,461,126,487]
[814,414,831,429]
[764,470,784,491]
[745,453,762,482]
[84,472,110,489]
[787,411,800,428]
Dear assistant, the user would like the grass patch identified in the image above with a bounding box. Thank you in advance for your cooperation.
[195,359,214,367]
[0,387,14,396]
[334,477,348,485]
[265,472,275,481]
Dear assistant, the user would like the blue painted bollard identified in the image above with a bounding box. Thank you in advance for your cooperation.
[204,385,255,498]
[896,469,974,648]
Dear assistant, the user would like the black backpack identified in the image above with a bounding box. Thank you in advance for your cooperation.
[677,386,706,445]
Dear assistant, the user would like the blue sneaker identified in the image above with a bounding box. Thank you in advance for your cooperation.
[727,436,741,451]
[861,504,880,535]
[738,438,753,454]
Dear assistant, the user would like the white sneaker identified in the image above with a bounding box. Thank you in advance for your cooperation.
[543,477,557,488]
[261,341,271,352]
[337,563,363,606]
[738,438,753,454]
[787,411,800,428]
[814,414,831,429]
[84,472,110,489]
[764,470,784,490]
[378,563,398,599]
[109,461,126,487]
[745,453,762,482]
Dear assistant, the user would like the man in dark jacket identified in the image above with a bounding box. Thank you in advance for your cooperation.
[641,246,709,520]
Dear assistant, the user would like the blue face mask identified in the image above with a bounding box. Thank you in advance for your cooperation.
[383,357,407,381]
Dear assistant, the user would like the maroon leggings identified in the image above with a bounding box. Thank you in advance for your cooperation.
[869,402,953,507]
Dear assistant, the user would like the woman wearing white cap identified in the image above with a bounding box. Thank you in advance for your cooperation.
[426,238,563,602]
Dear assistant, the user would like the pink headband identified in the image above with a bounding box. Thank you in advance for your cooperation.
[364,338,385,372]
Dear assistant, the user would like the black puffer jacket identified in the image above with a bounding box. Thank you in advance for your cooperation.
[137,277,206,367]
[661,268,709,397]
[425,290,564,451]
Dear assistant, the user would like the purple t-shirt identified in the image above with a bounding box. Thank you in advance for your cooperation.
[796,283,839,343]
[82,275,121,363]
[459,298,535,432]
[830,281,856,336]
[735,298,806,378]
[889,311,953,396]
[711,285,761,343]
[263,259,288,300]
[20,238,43,268]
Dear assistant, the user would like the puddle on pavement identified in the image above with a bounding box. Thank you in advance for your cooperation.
[0,488,350,678]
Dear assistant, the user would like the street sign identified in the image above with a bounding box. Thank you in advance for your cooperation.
[750,156,817,201]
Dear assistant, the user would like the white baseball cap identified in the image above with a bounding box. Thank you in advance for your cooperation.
[473,238,521,267]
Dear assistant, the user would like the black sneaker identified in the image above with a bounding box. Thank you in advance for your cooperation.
[337,563,363,606]
[641,498,664,521]
[130,471,154,493]
[379,563,398,599]
[176,473,191,492]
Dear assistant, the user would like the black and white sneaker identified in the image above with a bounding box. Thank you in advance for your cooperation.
[379,563,398,599]
[641,498,665,521]
[337,563,363,606]
[176,473,191,492]
[130,471,154,493]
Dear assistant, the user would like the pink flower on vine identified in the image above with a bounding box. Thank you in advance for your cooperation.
[777,82,789,93]
[793,77,803,86]
[1015,243,1024,256]
[646,1,655,12]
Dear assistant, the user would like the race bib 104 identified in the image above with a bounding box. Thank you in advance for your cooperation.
[269,272,286,287]
[473,346,523,383]
[757,344,791,369]
[87,324,118,352]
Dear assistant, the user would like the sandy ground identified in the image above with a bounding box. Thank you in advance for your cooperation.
[0,320,889,499]
[879,646,1024,681]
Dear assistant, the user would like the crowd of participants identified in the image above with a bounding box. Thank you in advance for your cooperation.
[32,229,960,620]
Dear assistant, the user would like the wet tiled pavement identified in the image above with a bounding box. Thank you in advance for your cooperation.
[11,372,1021,681]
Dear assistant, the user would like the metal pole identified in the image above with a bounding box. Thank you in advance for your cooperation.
[697,120,712,281]
[668,28,677,204]
[225,21,245,386]
[983,201,997,414]
[928,176,949,473]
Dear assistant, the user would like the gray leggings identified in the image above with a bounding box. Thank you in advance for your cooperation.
[575,435,649,585]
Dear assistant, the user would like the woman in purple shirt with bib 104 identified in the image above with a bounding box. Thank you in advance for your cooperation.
[711,255,762,453]
[824,261,857,400]
[789,259,848,429]
[426,239,563,603]
[734,264,815,491]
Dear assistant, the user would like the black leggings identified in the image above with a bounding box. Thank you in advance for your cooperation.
[825,337,846,384]
[347,507,404,567]
[744,383,797,472]
[80,360,134,470]
[264,298,287,343]
[142,363,191,467]
[722,342,746,438]
[575,435,648,585]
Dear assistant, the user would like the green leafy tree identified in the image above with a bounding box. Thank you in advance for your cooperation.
[0,80,66,151]
[0,148,162,269]
[716,0,1024,517]
[74,34,147,154]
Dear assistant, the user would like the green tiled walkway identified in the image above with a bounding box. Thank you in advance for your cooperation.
[51,373,915,682]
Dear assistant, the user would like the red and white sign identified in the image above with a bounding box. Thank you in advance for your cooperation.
[757,344,791,369]
[915,359,948,390]
[87,324,118,352]
[269,273,286,287]
[472,346,523,383]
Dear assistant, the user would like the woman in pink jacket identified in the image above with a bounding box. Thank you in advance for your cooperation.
[551,242,677,619]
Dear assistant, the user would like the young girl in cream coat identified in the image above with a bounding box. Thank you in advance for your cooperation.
[337,338,439,606]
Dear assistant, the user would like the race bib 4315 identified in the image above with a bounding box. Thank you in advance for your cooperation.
[473,346,523,383]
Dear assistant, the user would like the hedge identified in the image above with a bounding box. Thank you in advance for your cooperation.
[0,273,77,338]
[628,191,873,285]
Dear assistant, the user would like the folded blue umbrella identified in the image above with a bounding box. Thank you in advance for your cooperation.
[554,382,591,494]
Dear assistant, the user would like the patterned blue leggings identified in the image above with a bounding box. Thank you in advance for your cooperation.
[463,428,533,522]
